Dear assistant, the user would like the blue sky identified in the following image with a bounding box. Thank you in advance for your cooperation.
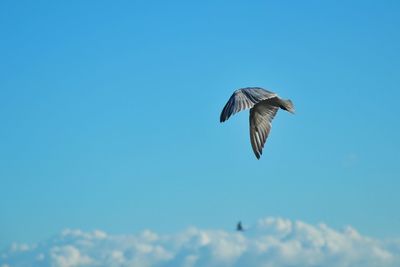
[1,0,399,251]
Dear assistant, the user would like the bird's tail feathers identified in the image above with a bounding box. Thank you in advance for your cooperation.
[280,99,295,114]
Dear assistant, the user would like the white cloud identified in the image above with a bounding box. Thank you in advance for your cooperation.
[50,245,92,267]
[1,217,400,267]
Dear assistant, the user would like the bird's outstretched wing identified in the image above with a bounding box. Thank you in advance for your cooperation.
[220,87,277,122]
[249,100,279,159]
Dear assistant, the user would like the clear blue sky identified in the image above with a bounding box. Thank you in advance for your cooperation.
[1,0,399,249]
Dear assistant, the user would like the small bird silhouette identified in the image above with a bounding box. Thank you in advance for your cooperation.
[220,87,294,159]
[236,221,244,232]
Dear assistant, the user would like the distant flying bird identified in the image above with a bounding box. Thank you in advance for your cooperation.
[220,87,294,159]
[236,221,244,231]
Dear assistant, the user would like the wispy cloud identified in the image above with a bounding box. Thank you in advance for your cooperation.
[2,217,399,267]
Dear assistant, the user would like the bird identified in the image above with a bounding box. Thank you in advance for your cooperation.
[220,87,294,159]
[236,221,244,231]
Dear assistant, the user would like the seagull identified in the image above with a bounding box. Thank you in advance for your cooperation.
[236,221,244,232]
[220,87,294,159]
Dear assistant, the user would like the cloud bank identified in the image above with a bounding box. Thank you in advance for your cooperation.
[1,217,400,267]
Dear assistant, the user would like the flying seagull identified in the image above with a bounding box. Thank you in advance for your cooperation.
[236,221,244,232]
[220,87,294,159]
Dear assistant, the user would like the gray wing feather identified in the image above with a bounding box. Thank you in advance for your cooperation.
[249,100,279,159]
[220,87,277,122]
